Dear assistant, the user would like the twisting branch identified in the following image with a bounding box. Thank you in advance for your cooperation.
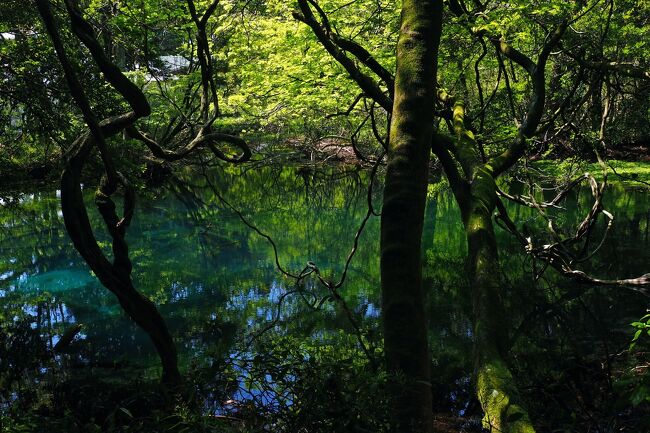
[196,157,385,367]
[521,21,569,137]
[490,21,568,176]
[130,0,250,163]
[495,90,644,286]
[488,36,536,75]
[494,172,650,290]
[293,0,392,112]
[43,0,120,190]
[36,0,181,384]
[36,0,254,383]
[62,0,151,118]
[447,2,573,176]
[127,126,251,163]
[127,0,251,164]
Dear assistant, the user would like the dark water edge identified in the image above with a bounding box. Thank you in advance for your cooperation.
[1,164,649,432]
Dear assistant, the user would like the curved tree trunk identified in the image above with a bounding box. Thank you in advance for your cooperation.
[61,137,182,385]
[36,0,181,385]
[380,1,442,432]
[462,168,536,433]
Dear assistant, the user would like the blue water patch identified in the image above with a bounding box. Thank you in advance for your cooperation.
[13,269,95,293]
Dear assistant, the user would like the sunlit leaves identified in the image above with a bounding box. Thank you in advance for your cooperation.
[630,313,650,350]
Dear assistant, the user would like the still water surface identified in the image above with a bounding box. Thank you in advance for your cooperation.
[1,166,649,415]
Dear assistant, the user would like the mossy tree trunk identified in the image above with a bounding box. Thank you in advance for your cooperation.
[440,100,536,432]
[296,4,598,429]
[448,21,568,431]
[380,1,442,432]
[460,168,536,433]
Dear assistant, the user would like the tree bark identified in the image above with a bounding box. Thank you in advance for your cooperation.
[461,169,536,433]
[60,137,182,385]
[380,1,442,432]
[36,0,181,384]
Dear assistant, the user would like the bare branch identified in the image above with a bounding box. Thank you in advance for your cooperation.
[127,126,251,163]
[495,171,650,290]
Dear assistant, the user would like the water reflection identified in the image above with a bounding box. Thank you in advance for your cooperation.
[1,166,649,425]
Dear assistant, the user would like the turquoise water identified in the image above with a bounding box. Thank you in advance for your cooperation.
[1,166,649,421]
[1,168,382,365]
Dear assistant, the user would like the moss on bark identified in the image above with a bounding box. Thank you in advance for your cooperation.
[462,172,537,433]
[380,1,442,432]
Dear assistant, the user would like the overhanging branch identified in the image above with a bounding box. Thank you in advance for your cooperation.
[293,0,392,112]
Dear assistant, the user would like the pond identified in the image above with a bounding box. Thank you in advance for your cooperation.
[1,165,649,430]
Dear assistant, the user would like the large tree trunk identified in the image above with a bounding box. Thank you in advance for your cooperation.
[380,1,442,432]
[461,168,536,433]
